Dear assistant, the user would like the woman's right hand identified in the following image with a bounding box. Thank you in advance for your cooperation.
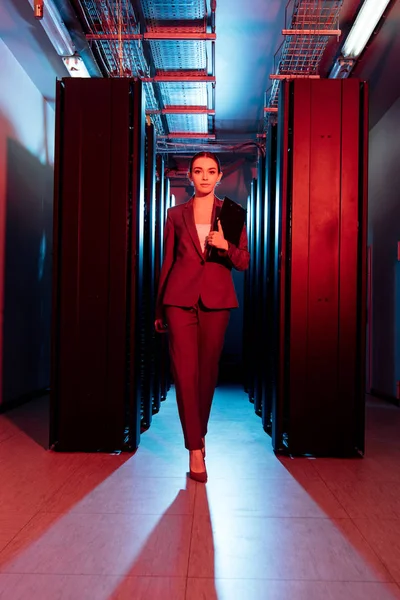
[154,318,168,333]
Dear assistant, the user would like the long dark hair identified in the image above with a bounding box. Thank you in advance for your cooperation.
[189,151,221,174]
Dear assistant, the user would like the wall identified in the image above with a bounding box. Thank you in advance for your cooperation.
[368,95,400,400]
[0,37,54,407]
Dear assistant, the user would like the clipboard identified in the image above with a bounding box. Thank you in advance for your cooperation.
[216,196,246,246]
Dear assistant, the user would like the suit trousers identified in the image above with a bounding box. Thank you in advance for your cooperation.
[165,302,230,450]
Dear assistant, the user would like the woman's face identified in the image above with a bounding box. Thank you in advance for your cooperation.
[189,156,222,195]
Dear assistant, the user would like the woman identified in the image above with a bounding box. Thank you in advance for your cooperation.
[154,152,250,482]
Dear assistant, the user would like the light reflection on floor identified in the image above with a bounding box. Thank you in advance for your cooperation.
[0,387,400,599]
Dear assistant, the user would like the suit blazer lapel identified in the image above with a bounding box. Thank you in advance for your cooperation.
[183,198,204,259]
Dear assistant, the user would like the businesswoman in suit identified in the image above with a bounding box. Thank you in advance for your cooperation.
[154,152,250,482]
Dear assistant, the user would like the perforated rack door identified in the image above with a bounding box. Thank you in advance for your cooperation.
[50,79,145,452]
[271,78,368,457]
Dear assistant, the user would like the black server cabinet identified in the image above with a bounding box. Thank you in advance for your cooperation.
[261,125,278,434]
[141,123,157,430]
[252,158,266,416]
[152,154,165,415]
[243,179,256,400]
[272,79,368,456]
[246,170,264,413]
[50,79,145,452]
[159,175,172,397]
[153,156,171,408]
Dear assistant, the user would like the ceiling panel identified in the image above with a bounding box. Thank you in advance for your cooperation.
[159,81,208,106]
[166,112,208,133]
[149,40,207,71]
[141,0,206,22]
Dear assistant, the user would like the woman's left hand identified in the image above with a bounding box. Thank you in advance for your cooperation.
[206,219,229,251]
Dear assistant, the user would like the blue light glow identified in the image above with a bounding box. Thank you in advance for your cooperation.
[38,231,46,280]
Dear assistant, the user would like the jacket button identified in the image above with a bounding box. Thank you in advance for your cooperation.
[200,260,205,265]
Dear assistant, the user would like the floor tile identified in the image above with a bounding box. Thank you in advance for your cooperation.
[366,438,400,456]
[188,514,393,582]
[41,457,194,515]
[0,511,192,577]
[0,574,186,600]
[194,476,347,519]
[364,401,400,446]
[0,396,51,449]
[0,437,87,513]
[203,446,296,481]
[0,514,36,554]
[275,456,322,481]
[323,480,400,519]
[313,456,400,483]
[46,473,195,515]
[0,418,18,445]
[353,519,400,582]
[1,387,400,599]
[186,578,400,600]
[117,447,192,479]
[109,575,186,599]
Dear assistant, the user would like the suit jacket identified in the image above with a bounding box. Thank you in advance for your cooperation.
[156,196,250,319]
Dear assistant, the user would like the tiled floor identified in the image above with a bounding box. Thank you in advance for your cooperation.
[0,387,400,599]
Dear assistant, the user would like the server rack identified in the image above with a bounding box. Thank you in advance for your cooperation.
[141,122,157,430]
[261,125,278,435]
[271,79,368,456]
[152,154,165,415]
[253,156,266,416]
[160,176,172,398]
[50,79,145,452]
[243,179,256,400]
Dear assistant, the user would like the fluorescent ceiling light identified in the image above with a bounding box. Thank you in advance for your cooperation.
[342,0,391,58]
[28,0,75,56]
[62,55,91,78]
